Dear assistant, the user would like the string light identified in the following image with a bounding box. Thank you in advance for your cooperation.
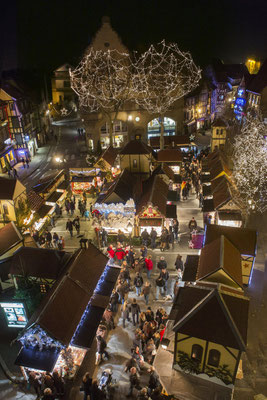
[232,114,267,215]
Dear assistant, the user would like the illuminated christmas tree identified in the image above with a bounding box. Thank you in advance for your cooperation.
[132,41,201,149]
[232,114,267,215]
[70,49,132,146]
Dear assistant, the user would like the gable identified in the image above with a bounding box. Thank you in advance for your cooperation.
[202,269,242,290]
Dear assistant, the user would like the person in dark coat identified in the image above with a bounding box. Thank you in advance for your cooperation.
[157,256,167,271]
[134,272,143,296]
[175,254,184,271]
[150,228,157,249]
[73,216,80,235]
[110,289,119,312]
[148,367,160,394]
[141,229,149,246]
[96,335,109,361]
[70,201,75,216]
[188,216,197,232]
[173,219,179,241]
[90,379,104,400]
[130,298,141,326]
[168,227,175,250]
[28,371,42,397]
[52,370,65,397]
[127,367,141,397]
[160,268,169,294]
[66,219,73,237]
[80,372,92,400]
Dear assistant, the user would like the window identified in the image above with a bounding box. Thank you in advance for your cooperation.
[63,80,70,88]
[216,129,219,135]
[191,344,203,362]
[3,204,9,215]
[207,349,221,367]
[220,129,224,135]
[133,159,137,168]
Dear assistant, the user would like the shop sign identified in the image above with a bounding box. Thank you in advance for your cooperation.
[0,301,28,328]
[139,206,162,218]
[139,218,162,227]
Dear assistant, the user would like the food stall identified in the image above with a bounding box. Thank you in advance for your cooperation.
[15,245,121,380]
[69,167,104,195]
[136,176,170,235]
[217,211,242,228]
[93,199,136,236]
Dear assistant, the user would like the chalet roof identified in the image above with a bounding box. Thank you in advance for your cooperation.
[156,149,183,163]
[172,284,249,350]
[0,222,23,257]
[247,59,267,93]
[27,190,44,212]
[209,157,231,181]
[211,175,233,210]
[120,139,154,155]
[22,245,118,347]
[152,164,175,181]
[212,118,228,127]
[95,146,118,167]
[0,177,25,200]
[182,255,199,282]
[149,135,191,148]
[10,247,70,280]
[205,224,257,256]
[136,175,169,216]
[96,169,136,204]
[197,235,243,288]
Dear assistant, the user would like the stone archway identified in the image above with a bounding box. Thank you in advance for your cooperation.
[147,117,176,139]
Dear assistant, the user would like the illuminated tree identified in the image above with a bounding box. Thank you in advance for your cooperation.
[70,48,132,146]
[132,41,201,149]
[232,114,267,216]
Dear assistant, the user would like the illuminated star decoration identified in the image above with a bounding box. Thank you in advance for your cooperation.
[232,114,267,214]
[60,107,68,116]
[189,134,195,142]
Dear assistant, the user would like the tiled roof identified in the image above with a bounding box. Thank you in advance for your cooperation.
[157,149,183,163]
[96,169,136,204]
[27,190,44,212]
[149,135,191,148]
[96,146,118,167]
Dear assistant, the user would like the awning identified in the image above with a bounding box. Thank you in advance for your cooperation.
[202,198,214,213]
[218,211,242,221]
[15,346,60,372]
[182,255,199,282]
[37,204,54,219]
[166,204,177,219]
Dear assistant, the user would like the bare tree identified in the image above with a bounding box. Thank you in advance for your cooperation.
[70,48,132,146]
[132,40,201,149]
[232,114,267,217]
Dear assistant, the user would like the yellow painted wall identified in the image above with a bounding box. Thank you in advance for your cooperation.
[202,268,242,290]
[176,333,239,382]
[0,200,16,222]
[176,333,206,370]
[204,341,239,379]
[241,257,253,285]
[120,154,150,174]
[211,127,227,151]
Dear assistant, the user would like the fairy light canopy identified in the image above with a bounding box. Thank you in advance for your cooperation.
[232,114,267,214]
[69,48,132,114]
[132,40,201,114]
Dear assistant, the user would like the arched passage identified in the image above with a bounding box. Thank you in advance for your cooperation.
[147,117,176,139]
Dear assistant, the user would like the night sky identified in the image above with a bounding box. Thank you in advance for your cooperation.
[1,0,267,74]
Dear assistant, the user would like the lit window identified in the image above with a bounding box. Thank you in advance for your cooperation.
[207,349,221,367]
[191,344,203,362]
[133,159,137,168]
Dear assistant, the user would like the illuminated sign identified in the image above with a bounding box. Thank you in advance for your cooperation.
[0,302,28,328]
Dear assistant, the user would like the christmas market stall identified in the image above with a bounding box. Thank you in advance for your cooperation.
[94,146,119,172]
[93,169,136,236]
[156,148,183,175]
[69,167,103,195]
[205,224,257,285]
[14,244,121,379]
[136,175,176,235]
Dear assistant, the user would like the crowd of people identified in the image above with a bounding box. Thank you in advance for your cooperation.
[27,370,65,399]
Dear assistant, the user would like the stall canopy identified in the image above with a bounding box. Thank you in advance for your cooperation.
[10,247,70,281]
[205,225,257,257]
[15,245,120,370]
[96,169,136,204]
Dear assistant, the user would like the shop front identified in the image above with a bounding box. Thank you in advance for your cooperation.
[69,168,103,195]
[138,205,164,236]
[27,137,38,158]
[0,145,17,173]
[15,246,121,380]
